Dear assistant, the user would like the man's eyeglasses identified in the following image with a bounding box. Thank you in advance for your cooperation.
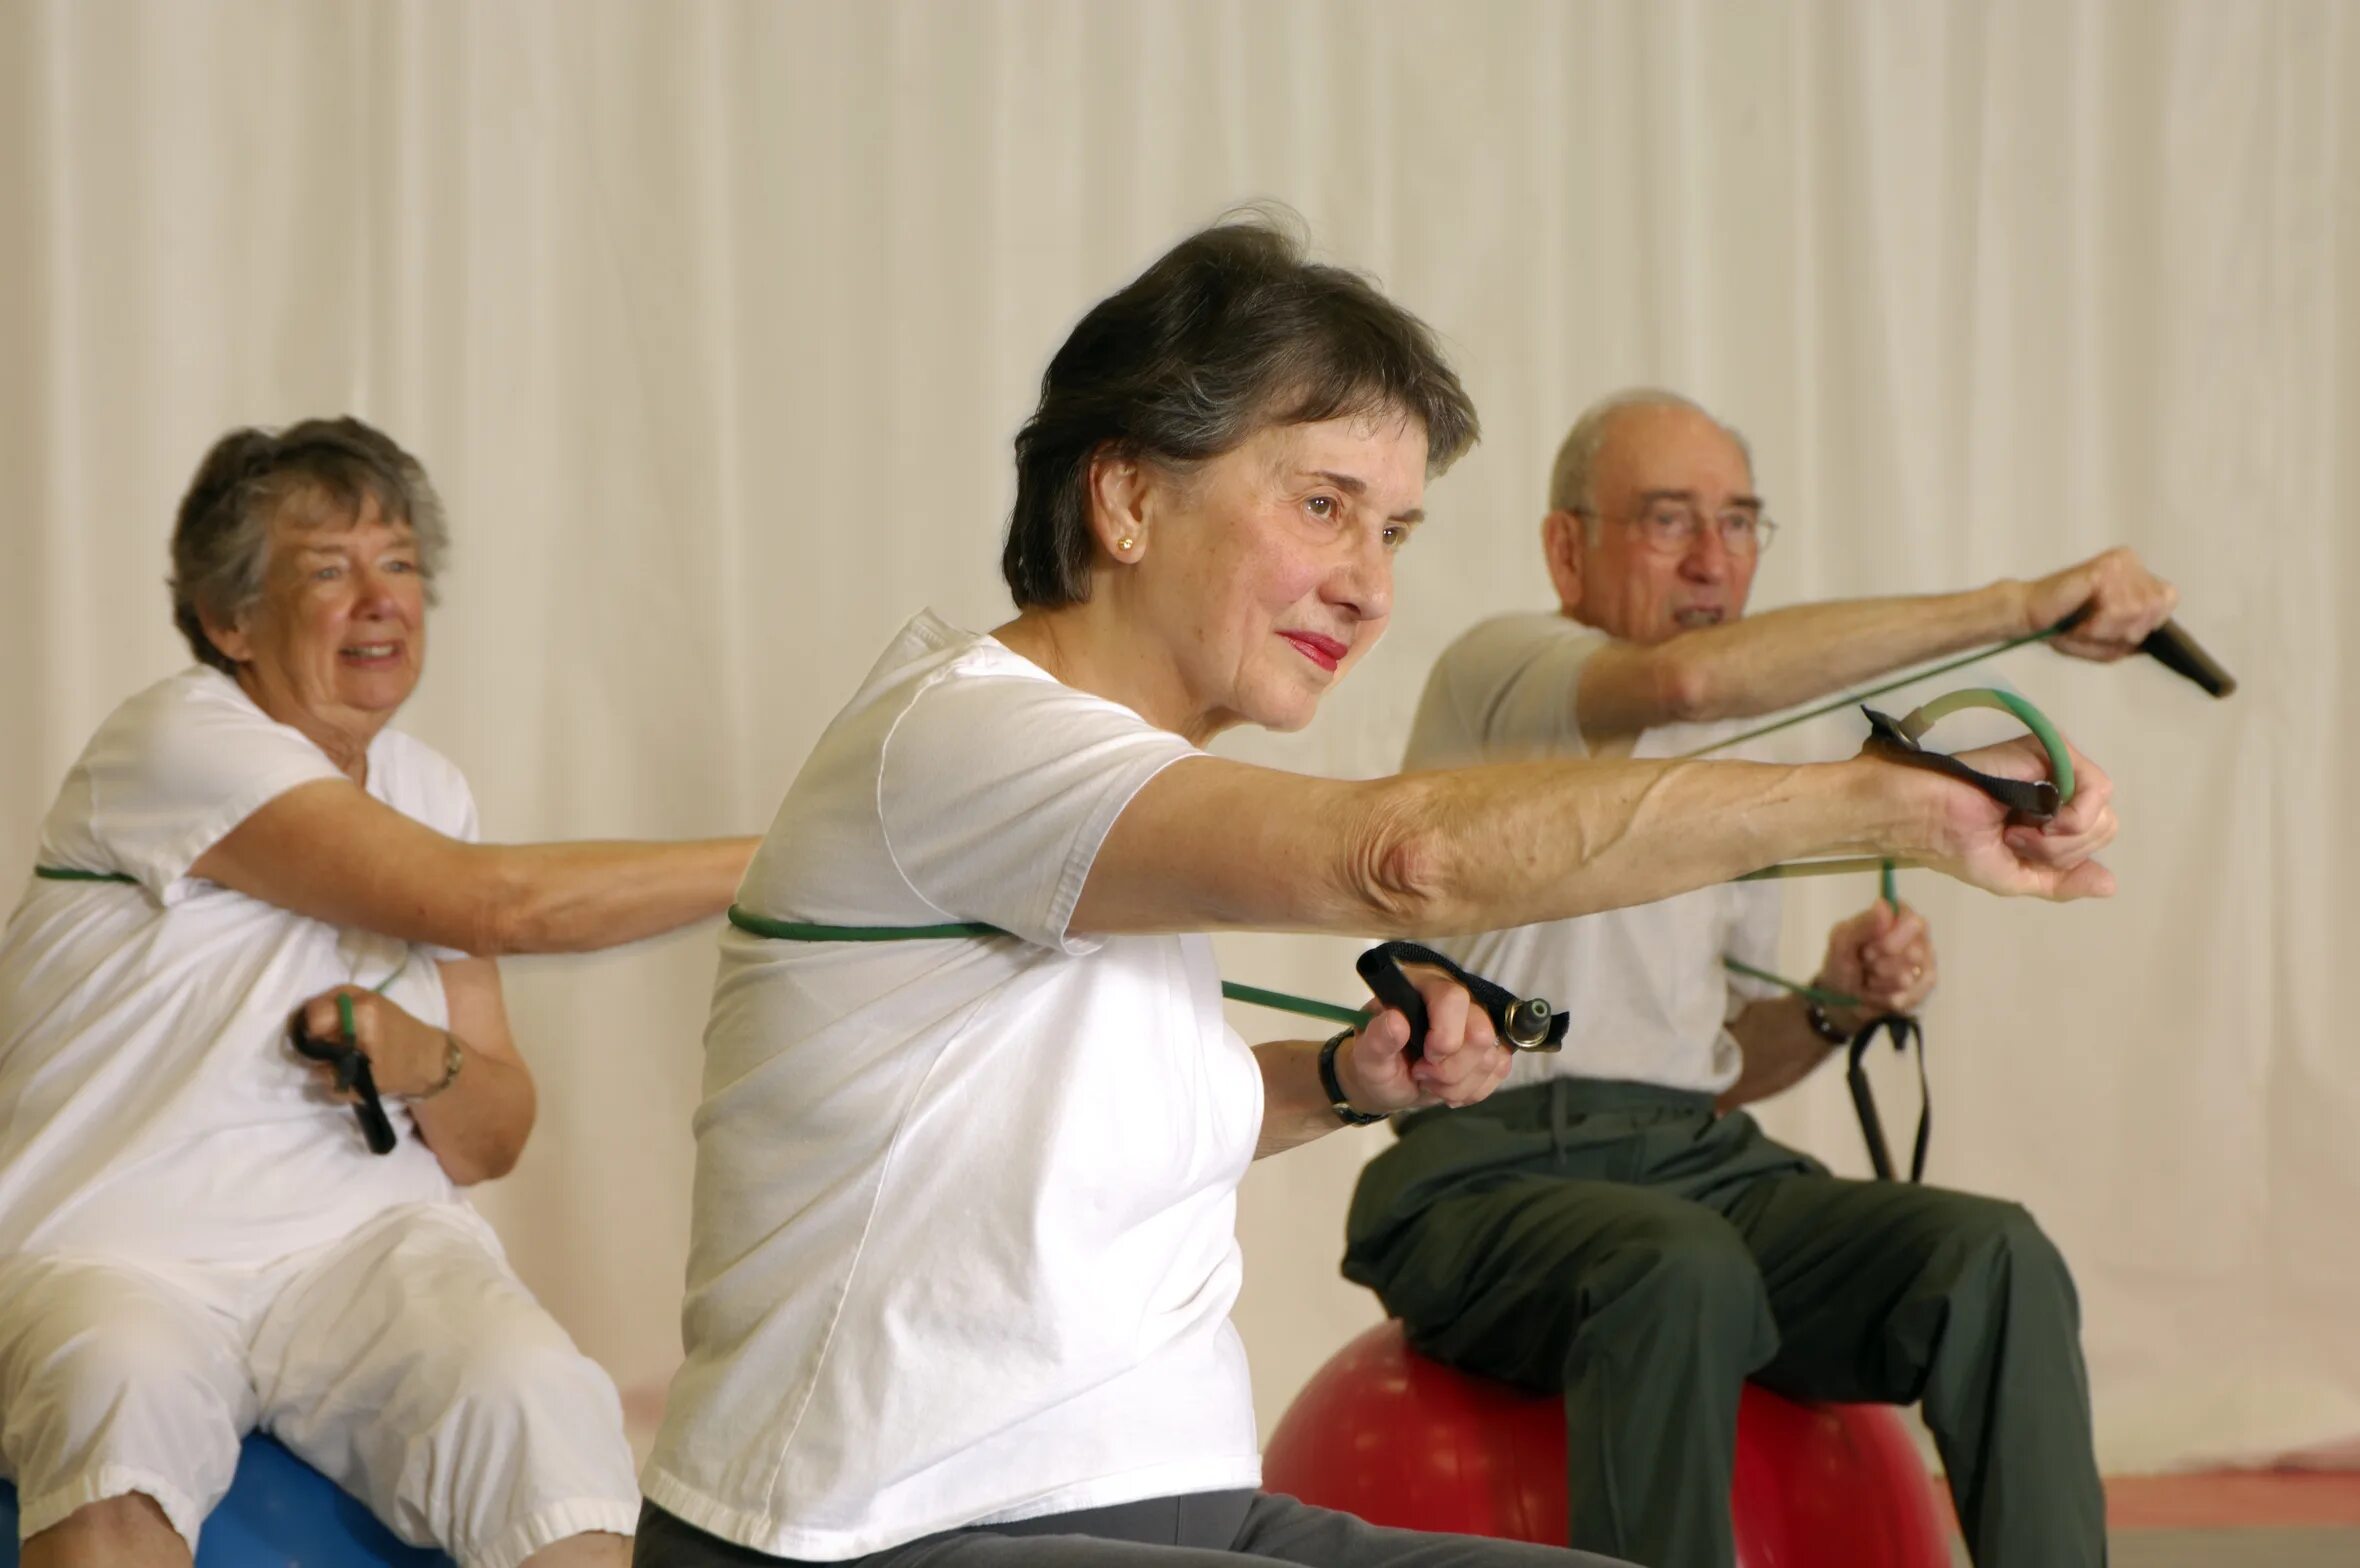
[1576,501,1779,558]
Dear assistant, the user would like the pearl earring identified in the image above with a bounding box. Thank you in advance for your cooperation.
[1115,536,1135,554]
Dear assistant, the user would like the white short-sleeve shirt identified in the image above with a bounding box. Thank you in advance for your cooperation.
[1401,611,1785,1097]
[0,666,477,1265]
[643,612,1265,1560]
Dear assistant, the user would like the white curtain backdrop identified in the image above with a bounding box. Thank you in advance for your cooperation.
[3,0,2354,1475]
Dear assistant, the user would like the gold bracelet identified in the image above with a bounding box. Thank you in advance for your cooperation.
[410,1032,466,1102]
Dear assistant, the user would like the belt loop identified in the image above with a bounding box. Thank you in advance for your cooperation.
[1548,1077,1570,1166]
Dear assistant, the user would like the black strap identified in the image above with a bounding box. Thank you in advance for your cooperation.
[1354,941,1569,1063]
[1859,707,2059,821]
[1844,1012,1929,1184]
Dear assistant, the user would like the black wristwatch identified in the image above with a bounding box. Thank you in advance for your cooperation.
[1317,1028,1389,1126]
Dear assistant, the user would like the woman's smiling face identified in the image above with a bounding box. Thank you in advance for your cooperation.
[1118,410,1429,742]
[206,491,429,749]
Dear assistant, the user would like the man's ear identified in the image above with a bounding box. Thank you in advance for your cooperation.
[1542,509,1586,615]
[1084,445,1152,564]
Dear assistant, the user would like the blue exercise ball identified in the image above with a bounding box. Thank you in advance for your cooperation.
[0,1433,453,1566]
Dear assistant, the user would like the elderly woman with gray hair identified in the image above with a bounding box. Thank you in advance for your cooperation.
[635,217,2123,1568]
[0,419,755,1568]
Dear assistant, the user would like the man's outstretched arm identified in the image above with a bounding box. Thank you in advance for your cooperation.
[1577,547,2179,742]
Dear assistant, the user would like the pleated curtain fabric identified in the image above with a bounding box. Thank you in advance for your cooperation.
[1,0,2353,1472]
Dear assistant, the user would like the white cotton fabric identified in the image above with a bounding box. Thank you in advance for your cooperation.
[0,665,640,1559]
[644,611,1265,1560]
[0,666,468,1265]
[1401,612,1786,1097]
[0,1203,638,1568]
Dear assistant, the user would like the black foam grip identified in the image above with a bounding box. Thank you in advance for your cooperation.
[1355,945,1433,1059]
[345,1057,399,1155]
[1354,941,1569,1063]
[289,1020,400,1156]
[2053,607,2236,699]
[2141,619,2236,698]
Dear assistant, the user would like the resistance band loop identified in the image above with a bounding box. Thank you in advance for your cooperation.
[725,907,1359,1029]
[724,907,1562,1057]
[1703,678,2070,1182]
[1716,685,2077,890]
[1697,669,2086,1182]
[36,610,2223,1178]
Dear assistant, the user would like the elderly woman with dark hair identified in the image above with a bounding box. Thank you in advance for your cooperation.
[635,219,2121,1568]
[0,419,756,1568]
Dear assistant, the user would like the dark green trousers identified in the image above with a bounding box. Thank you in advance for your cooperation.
[1342,1079,2104,1568]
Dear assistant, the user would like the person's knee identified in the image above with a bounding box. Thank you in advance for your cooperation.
[1579,1220,1772,1355]
[1967,1200,2080,1308]
[433,1323,622,1458]
[22,1491,188,1568]
[2,1297,244,1523]
[1933,1194,2059,1270]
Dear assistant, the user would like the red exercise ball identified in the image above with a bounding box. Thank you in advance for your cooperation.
[1263,1321,1953,1568]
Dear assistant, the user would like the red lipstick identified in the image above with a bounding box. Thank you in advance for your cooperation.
[1280,630,1348,672]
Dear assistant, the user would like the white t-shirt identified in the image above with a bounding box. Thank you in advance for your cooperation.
[1402,612,1785,1097]
[643,612,1264,1560]
[0,666,475,1266]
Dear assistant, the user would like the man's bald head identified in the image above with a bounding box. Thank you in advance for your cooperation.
[1547,388,1753,526]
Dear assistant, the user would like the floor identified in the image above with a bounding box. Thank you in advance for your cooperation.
[2100,1470,2360,1566]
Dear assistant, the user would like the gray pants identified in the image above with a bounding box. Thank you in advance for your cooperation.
[633,1490,1631,1567]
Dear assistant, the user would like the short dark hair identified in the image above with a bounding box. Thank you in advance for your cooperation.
[1002,214,1479,608]
[169,417,447,673]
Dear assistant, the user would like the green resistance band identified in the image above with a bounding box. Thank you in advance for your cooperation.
[33,865,410,995]
[1724,858,1933,1183]
[723,906,1365,1028]
[1712,685,2076,884]
[1720,956,1866,1013]
[1711,685,2073,1038]
[1679,617,2070,884]
[1719,851,1899,1011]
[1680,626,2066,763]
[49,869,1347,1029]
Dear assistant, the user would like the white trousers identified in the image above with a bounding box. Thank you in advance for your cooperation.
[0,1201,637,1568]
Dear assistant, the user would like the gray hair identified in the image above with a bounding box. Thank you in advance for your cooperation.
[169,417,448,673]
[1547,388,1752,536]
[1003,210,1479,609]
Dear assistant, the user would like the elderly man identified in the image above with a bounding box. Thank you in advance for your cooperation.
[1342,389,2177,1568]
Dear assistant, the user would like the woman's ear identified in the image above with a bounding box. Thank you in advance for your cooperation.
[1085,445,1152,563]
[197,605,253,666]
[1542,509,1586,615]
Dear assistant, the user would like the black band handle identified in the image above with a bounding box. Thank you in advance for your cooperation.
[2051,607,2237,699]
[289,1014,399,1156]
[2140,619,2236,698]
[1353,941,1568,1063]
